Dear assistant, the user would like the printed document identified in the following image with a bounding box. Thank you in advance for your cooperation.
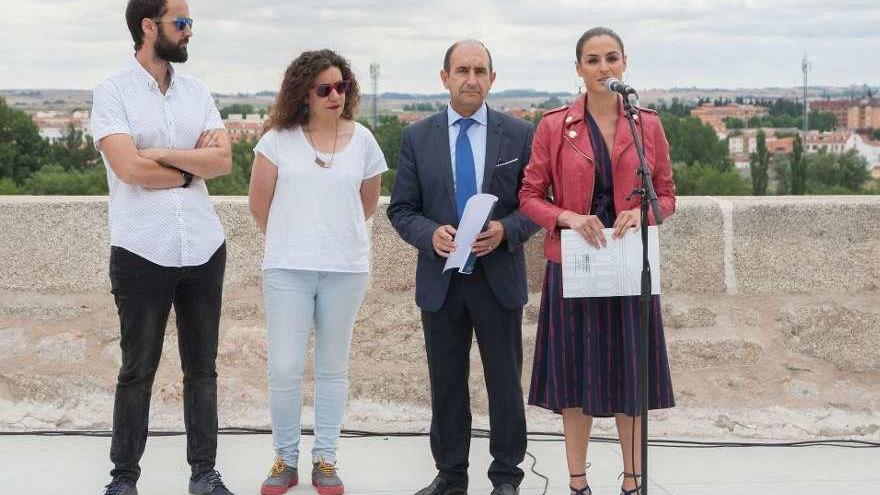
[443,194,498,273]
[561,227,661,298]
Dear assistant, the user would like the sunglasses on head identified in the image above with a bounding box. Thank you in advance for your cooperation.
[313,80,351,98]
[153,16,194,31]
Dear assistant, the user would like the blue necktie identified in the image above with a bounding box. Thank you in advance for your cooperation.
[455,118,478,220]
[455,118,478,273]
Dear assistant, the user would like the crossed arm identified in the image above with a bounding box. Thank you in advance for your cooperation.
[98,129,232,189]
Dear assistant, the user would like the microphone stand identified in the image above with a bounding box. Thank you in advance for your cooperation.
[622,91,664,495]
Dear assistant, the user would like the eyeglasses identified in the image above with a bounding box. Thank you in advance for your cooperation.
[153,16,193,31]
[313,80,351,98]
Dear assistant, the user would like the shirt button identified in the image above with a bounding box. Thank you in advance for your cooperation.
[568,130,578,138]
[565,116,573,123]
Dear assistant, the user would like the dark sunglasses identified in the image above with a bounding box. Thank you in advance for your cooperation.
[153,16,193,31]
[313,80,351,98]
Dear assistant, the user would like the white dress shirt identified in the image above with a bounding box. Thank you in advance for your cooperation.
[447,103,488,192]
[91,57,226,267]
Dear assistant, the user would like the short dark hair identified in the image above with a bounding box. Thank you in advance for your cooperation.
[264,49,362,131]
[576,27,625,62]
[443,40,493,73]
[126,0,167,51]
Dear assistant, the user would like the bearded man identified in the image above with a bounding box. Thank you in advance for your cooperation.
[90,1,234,493]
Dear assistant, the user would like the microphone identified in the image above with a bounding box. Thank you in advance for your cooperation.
[605,78,637,96]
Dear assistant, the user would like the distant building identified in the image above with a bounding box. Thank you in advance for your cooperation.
[391,111,429,125]
[810,99,880,131]
[505,108,540,121]
[224,113,265,142]
[727,128,798,170]
[29,110,90,141]
[691,103,769,136]
[804,130,853,154]
[849,134,880,177]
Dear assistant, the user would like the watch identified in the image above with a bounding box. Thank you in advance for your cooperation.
[181,171,193,188]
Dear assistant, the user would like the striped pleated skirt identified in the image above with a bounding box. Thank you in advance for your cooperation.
[528,261,675,417]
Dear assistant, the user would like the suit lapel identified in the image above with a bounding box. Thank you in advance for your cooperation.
[431,112,458,215]
[483,108,502,193]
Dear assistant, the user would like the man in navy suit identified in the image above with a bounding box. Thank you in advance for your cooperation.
[388,40,538,495]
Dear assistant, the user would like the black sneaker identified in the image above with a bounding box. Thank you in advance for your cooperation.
[189,469,235,495]
[101,478,138,495]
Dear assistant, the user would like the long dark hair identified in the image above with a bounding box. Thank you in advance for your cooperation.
[264,49,361,132]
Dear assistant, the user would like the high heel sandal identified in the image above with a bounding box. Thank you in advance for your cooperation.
[618,472,642,495]
[569,464,592,495]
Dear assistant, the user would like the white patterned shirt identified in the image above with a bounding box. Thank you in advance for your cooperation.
[91,57,226,267]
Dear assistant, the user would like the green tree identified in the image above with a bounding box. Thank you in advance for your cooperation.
[649,97,694,118]
[207,139,256,196]
[749,130,770,195]
[808,110,837,132]
[861,180,880,195]
[790,134,806,195]
[672,162,752,195]
[661,115,730,170]
[0,97,48,184]
[805,150,871,193]
[536,96,563,109]
[220,103,259,119]
[22,164,108,195]
[360,115,408,194]
[0,178,20,194]
[402,102,436,112]
[723,117,745,129]
[45,125,101,171]
[770,154,791,195]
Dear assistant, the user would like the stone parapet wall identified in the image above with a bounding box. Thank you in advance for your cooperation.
[1,196,879,439]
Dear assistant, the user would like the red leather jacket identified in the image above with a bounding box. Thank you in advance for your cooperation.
[518,94,676,263]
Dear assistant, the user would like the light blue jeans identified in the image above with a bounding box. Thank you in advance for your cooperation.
[263,268,369,466]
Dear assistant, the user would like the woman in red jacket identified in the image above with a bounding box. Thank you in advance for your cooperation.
[519,27,676,495]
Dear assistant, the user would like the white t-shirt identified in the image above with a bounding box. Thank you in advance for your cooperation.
[255,122,388,272]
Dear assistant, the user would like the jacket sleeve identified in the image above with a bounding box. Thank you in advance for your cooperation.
[518,116,566,232]
[498,124,541,251]
[387,128,440,258]
[650,117,676,225]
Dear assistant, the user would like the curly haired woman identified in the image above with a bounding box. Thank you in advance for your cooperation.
[248,49,387,495]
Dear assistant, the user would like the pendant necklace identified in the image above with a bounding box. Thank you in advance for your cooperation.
[305,121,339,168]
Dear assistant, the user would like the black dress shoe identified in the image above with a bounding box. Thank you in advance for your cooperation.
[415,476,467,495]
[490,484,518,495]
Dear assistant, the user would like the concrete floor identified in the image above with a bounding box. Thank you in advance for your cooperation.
[0,433,877,495]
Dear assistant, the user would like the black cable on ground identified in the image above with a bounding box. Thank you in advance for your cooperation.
[2,427,878,448]
[524,450,550,495]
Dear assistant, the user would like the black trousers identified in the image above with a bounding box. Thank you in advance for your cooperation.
[108,244,226,483]
[421,262,527,488]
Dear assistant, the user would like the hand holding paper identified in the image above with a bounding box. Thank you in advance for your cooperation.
[561,227,661,298]
[443,194,498,273]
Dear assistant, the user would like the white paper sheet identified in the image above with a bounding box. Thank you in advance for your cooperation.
[561,227,661,298]
[443,194,498,273]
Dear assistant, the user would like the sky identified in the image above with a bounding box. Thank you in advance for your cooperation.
[1,0,878,95]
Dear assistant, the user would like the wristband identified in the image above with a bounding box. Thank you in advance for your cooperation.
[181,171,193,188]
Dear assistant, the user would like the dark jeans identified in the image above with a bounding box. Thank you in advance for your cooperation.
[108,244,226,483]
[421,262,527,489]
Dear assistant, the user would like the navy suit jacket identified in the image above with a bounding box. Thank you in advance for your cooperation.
[388,107,539,312]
